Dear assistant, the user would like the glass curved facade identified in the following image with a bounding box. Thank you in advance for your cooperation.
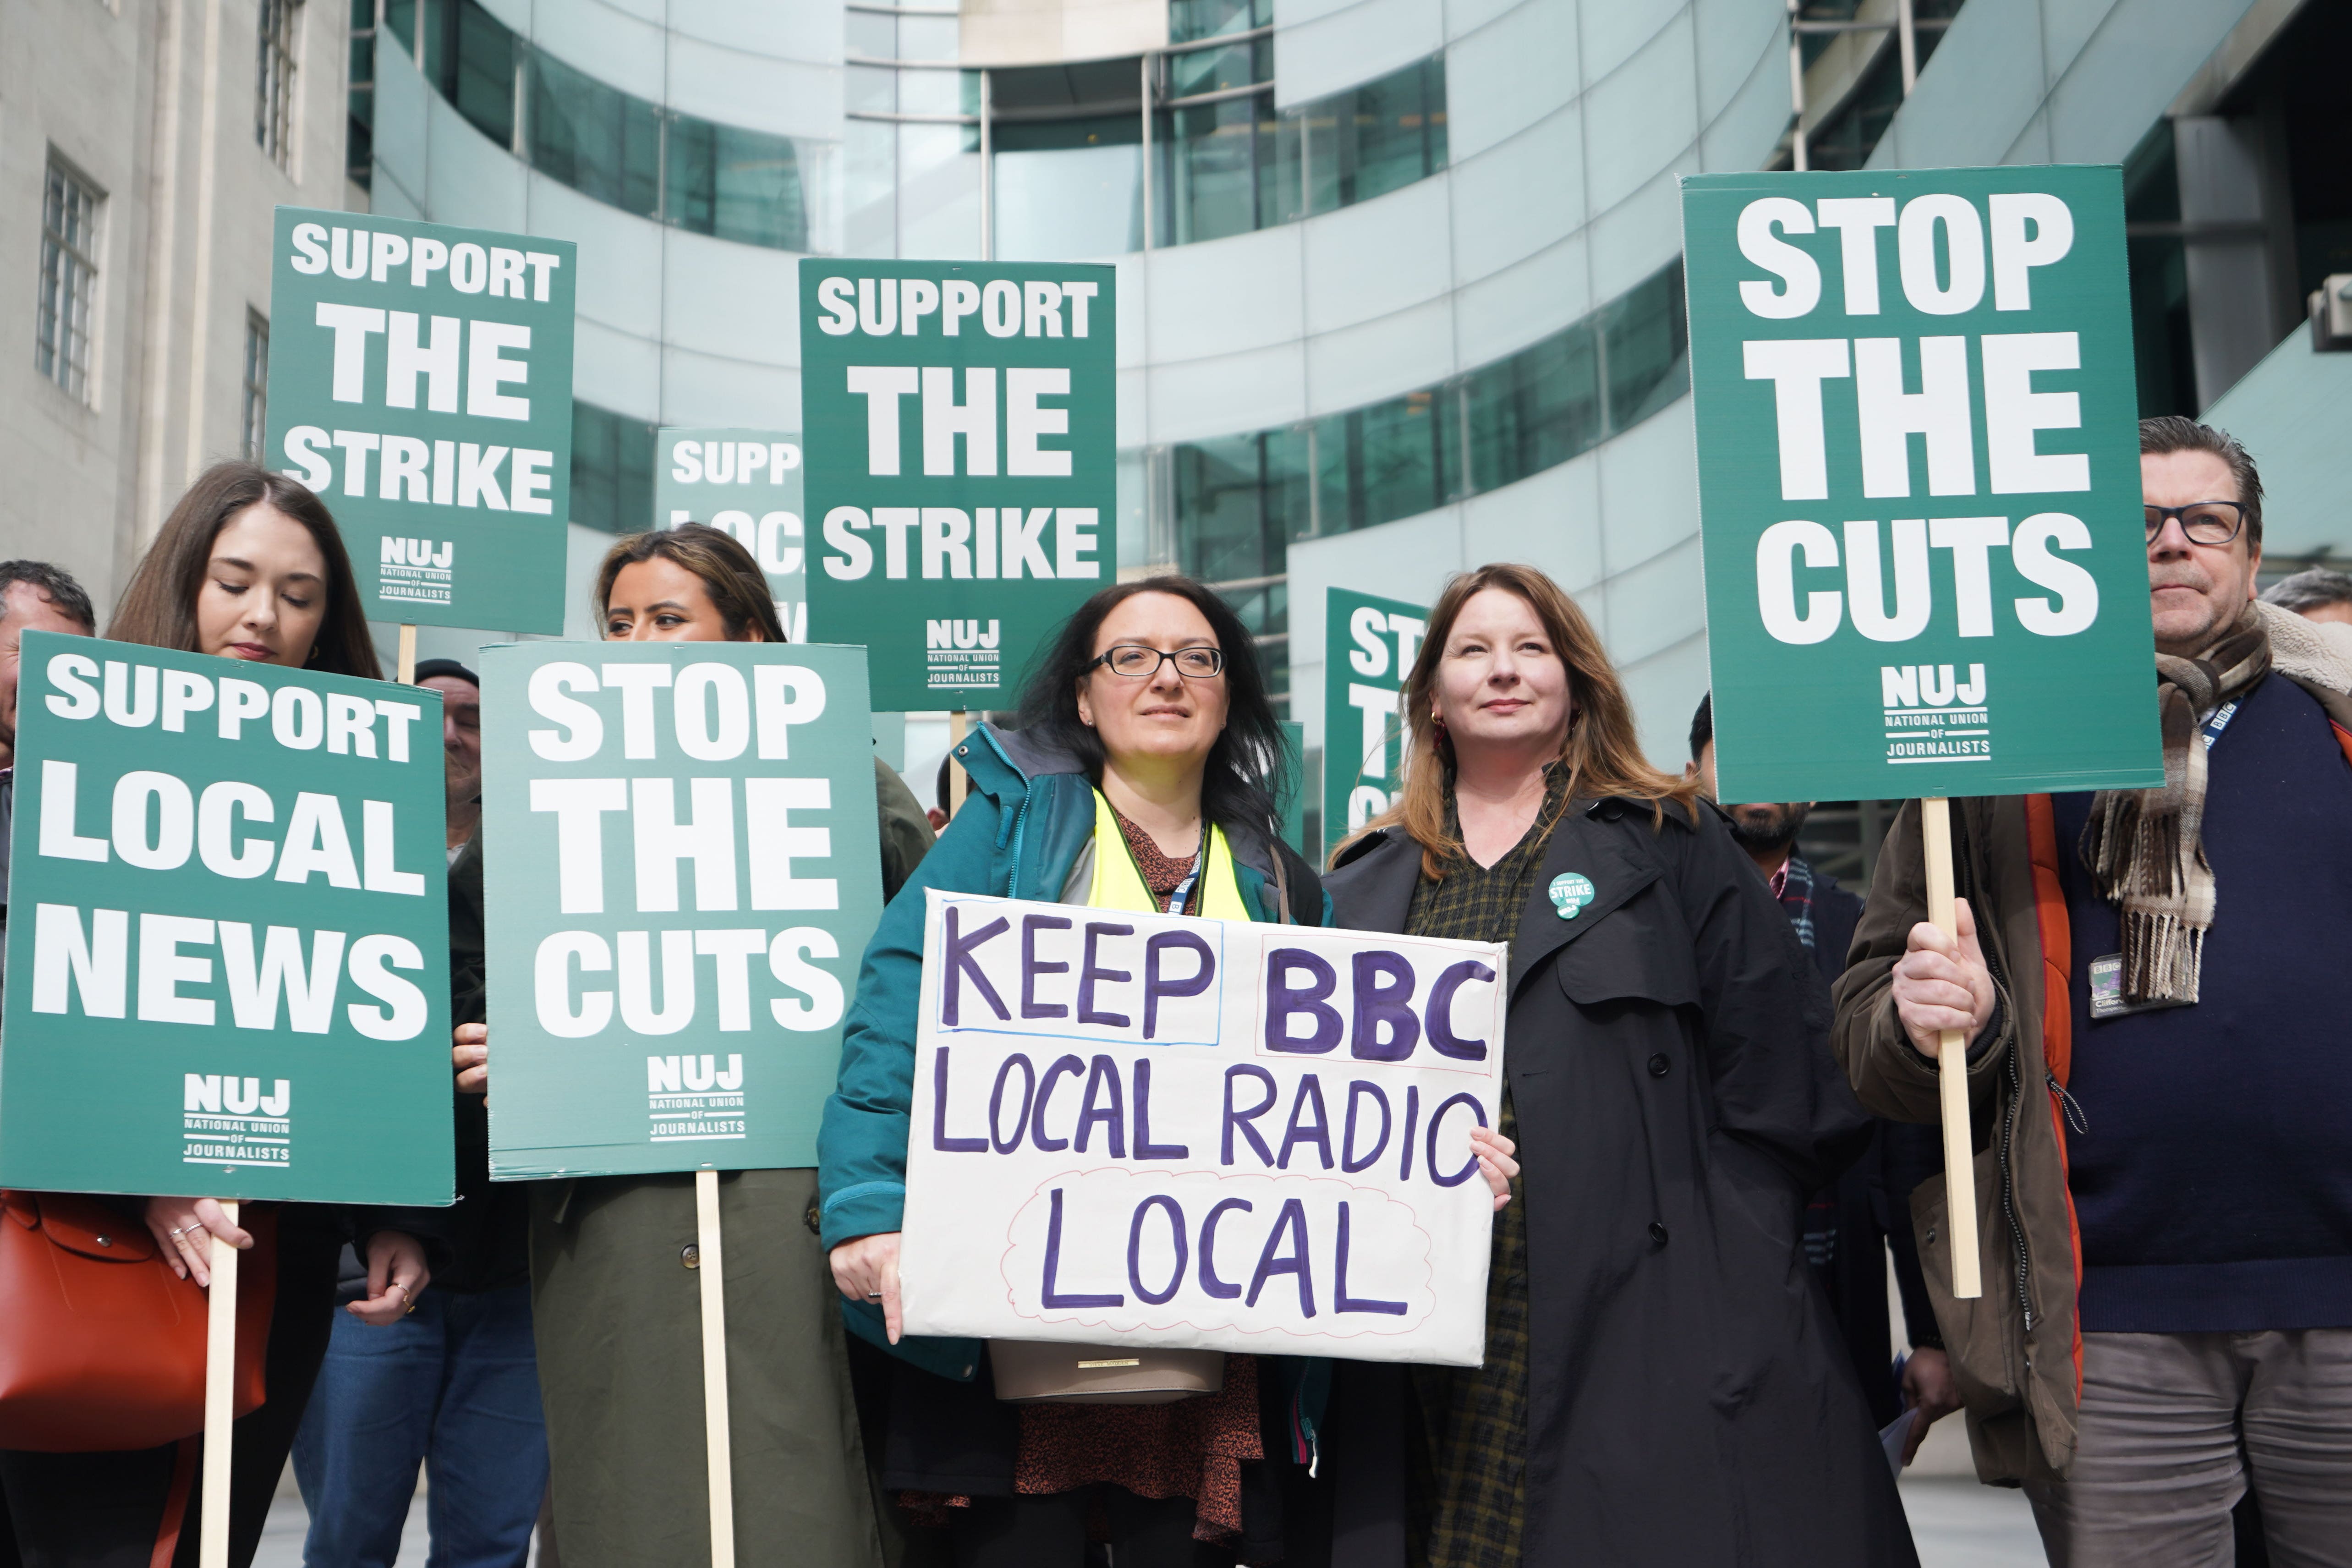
[371,0,821,252]
[1171,260,1688,656]
[367,0,1803,775]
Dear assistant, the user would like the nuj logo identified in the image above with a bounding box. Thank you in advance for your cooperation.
[1881,663,1987,708]
[185,1074,291,1116]
[926,619,1000,650]
[647,1054,744,1092]
[383,537,455,570]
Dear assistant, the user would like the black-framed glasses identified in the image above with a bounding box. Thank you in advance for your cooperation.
[2145,502,2247,546]
[1092,644,1224,679]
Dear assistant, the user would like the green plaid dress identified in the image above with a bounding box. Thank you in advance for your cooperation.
[1405,768,1568,1568]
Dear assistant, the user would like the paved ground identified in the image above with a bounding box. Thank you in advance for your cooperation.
[252,1419,2043,1568]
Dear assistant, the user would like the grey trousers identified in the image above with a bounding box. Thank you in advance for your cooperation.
[2025,1328,2352,1568]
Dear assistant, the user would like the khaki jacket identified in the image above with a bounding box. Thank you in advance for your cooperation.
[1831,602,2352,1486]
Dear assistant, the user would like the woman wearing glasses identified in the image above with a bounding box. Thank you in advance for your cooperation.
[822,578,1508,1566]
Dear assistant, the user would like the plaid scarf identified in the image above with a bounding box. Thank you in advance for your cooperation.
[2079,602,2271,1003]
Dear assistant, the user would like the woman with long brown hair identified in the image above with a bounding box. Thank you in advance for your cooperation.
[447,523,935,1568]
[0,463,431,1568]
[1319,563,1913,1568]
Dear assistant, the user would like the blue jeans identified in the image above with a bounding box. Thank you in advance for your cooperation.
[292,1283,548,1568]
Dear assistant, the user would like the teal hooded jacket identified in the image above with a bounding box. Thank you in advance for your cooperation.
[817,722,1334,1456]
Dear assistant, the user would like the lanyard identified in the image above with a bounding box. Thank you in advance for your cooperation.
[2199,699,2239,752]
[1151,819,1211,915]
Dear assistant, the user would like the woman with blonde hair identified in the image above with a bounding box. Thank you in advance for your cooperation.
[1320,563,1913,1568]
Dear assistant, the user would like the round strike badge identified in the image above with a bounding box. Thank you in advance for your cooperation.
[1548,872,1595,920]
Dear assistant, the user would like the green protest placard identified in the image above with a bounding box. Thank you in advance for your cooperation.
[1324,588,1428,847]
[0,632,453,1203]
[1681,167,2162,803]
[799,262,1115,711]
[656,428,807,641]
[479,641,885,1178]
[265,207,576,634]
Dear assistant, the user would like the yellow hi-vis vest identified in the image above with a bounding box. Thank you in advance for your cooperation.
[1085,789,1251,920]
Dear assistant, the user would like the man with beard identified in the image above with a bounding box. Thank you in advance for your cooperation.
[1687,696,1958,1464]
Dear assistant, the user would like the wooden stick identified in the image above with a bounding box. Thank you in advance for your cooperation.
[695,1169,735,1568]
[1919,797,1983,1299]
[200,1199,240,1568]
[397,622,418,686]
[948,708,969,815]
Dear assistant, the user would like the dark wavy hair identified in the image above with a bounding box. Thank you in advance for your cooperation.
[593,523,787,642]
[109,462,382,678]
[1015,576,1291,842]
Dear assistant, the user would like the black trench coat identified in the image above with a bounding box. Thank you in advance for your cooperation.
[1319,796,1917,1568]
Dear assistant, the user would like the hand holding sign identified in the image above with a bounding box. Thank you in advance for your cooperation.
[1891,896,1996,1050]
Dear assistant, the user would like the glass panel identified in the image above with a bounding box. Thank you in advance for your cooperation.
[529,48,661,219]
[1168,0,1270,45]
[1600,262,1688,434]
[992,60,1142,115]
[568,402,656,534]
[844,119,898,256]
[897,13,960,60]
[384,0,417,55]
[898,66,966,116]
[846,65,897,114]
[1300,56,1445,216]
[450,0,516,148]
[668,116,809,251]
[2124,126,2193,416]
[1176,434,1280,584]
[1465,319,1601,493]
[1805,45,1902,172]
[845,11,894,59]
[1168,42,1260,99]
[993,114,1142,259]
[898,121,983,259]
[1158,92,1275,245]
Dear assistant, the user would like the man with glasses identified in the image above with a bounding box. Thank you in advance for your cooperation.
[1833,417,2352,1563]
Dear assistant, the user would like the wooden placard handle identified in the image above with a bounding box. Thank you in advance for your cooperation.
[200,1199,240,1568]
[397,623,418,686]
[948,709,970,815]
[1919,797,1983,1300]
[696,1169,736,1568]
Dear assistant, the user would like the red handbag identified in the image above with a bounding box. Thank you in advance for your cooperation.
[0,1191,277,1451]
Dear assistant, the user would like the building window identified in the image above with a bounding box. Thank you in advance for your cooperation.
[530,47,662,219]
[35,159,101,404]
[422,0,517,150]
[242,313,270,462]
[570,400,658,533]
[1168,259,1689,644]
[256,0,302,169]
[348,0,375,187]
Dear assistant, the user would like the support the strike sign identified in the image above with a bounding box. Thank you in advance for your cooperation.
[900,892,1509,1366]
[1681,166,2163,1298]
[799,262,1113,713]
[266,208,576,633]
[0,633,455,1568]
[657,428,807,641]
